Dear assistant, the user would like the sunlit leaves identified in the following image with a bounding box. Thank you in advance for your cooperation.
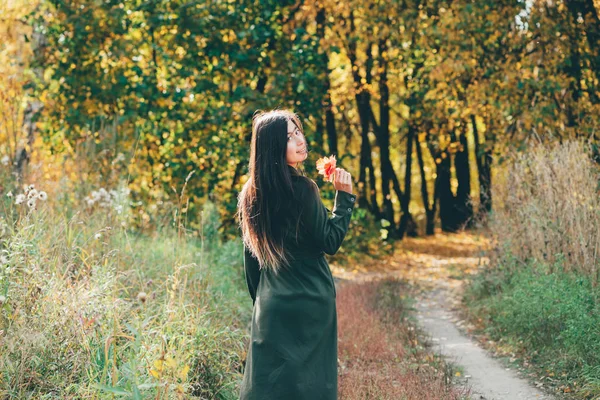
[15,0,599,240]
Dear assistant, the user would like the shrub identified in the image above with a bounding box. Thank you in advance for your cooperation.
[490,140,600,284]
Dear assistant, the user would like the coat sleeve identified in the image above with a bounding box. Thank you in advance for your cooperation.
[243,244,261,305]
[299,178,357,255]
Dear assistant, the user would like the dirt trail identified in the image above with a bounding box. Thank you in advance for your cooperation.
[331,232,555,400]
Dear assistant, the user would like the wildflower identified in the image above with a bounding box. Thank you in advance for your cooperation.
[94,233,102,240]
[113,152,126,164]
[27,198,36,209]
[38,191,47,201]
[15,194,25,205]
[6,191,12,198]
[27,189,38,199]
[0,155,8,166]
[87,188,112,208]
[85,187,129,210]
[25,184,35,194]
[137,291,147,303]
[316,155,337,182]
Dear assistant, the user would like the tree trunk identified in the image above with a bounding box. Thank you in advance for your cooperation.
[472,114,492,216]
[357,98,371,210]
[15,102,42,184]
[348,12,379,216]
[437,150,457,232]
[378,37,394,228]
[437,128,460,233]
[325,107,337,155]
[565,0,600,98]
[415,133,435,235]
[316,6,338,155]
[455,125,473,228]
[565,11,584,117]
[364,40,379,216]
[369,108,406,238]
[398,125,415,238]
[314,116,324,151]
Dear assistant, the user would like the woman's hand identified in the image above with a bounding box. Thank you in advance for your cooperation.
[332,168,353,194]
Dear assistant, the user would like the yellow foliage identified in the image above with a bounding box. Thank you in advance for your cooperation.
[179,364,190,380]
[0,0,40,159]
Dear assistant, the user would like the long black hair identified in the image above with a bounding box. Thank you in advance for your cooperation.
[236,109,309,273]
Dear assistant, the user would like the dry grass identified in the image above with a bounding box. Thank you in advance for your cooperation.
[337,280,469,400]
[491,140,600,284]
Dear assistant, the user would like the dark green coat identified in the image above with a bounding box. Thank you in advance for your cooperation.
[240,165,357,400]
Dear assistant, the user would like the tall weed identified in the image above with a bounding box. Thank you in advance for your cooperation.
[490,140,600,284]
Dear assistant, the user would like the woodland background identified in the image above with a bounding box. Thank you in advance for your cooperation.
[4,0,599,242]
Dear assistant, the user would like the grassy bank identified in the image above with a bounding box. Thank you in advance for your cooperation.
[465,258,600,397]
[463,141,600,399]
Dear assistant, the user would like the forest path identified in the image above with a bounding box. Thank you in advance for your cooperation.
[331,232,555,400]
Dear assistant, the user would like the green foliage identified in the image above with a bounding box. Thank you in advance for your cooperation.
[25,0,333,241]
[325,194,394,262]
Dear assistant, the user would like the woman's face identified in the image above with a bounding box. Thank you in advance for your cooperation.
[286,118,307,167]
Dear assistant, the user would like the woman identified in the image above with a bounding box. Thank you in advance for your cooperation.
[236,109,356,399]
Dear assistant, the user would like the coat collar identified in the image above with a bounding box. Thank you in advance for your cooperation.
[287,164,301,176]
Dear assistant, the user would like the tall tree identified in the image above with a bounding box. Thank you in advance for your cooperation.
[346,11,380,216]
[315,4,339,156]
